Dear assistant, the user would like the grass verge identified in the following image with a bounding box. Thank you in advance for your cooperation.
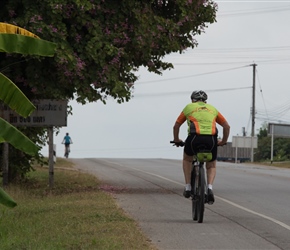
[248,161,290,169]
[0,159,156,250]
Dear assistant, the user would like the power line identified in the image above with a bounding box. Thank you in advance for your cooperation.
[134,86,251,98]
[187,46,290,54]
[173,58,290,66]
[256,69,269,122]
[168,46,290,66]
[217,1,290,5]
[218,5,290,17]
[137,65,250,84]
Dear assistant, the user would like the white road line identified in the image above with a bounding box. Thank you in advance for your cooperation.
[104,160,290,231]
[217,196,290,231]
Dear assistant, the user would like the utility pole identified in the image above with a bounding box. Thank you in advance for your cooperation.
[251,63,257,162]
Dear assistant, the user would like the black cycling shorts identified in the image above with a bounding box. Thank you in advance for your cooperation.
[184,134,218,161]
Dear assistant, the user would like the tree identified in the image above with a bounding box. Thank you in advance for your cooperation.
[0,22,56,155]
[0,1,217,180]
[0,23,56,182]
[0,0,217,104]
[255,124,271,161]
[255,122,290,162]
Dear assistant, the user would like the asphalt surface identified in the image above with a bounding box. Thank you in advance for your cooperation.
[71,158,290,250]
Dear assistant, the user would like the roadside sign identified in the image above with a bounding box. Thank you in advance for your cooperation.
[268,123,290,138]
[232,136,257,164]
[267,123,290,163]
[232,136,257,148]
[0,99,67,127]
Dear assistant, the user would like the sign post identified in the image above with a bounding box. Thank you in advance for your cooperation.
[232,136,258,163]
[0,100,67,188]
[48,127,54,188]
[268,123,290,164]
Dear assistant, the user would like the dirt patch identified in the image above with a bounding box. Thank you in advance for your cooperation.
[99,184,174,195]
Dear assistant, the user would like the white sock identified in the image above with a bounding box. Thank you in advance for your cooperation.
[208,184,213,190]
[185,183,191,191]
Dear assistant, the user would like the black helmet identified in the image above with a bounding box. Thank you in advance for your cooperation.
[190,90,208,101]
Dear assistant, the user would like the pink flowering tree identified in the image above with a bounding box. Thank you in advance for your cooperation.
[0,0,217,104]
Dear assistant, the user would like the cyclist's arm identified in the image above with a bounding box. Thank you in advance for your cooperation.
[216,112,230,145]
[173,112,186,142]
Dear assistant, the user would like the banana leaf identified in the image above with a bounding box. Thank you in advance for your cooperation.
[0,34,56,57]
[0,23,55,155]
[0,73,35,117]
[0,187,17,208]
[0,22,39,38]
[0,117,39,155]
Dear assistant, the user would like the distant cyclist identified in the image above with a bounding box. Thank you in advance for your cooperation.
[62,133,73,157]
[172,90,230,204]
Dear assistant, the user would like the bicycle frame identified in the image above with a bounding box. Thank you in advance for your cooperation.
[191,151,212,223]
[169,141,212,223]
[64,144,70,158]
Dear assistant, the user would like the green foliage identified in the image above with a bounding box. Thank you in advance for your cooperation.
[0,23,56,180]
[0,33,56,56]
[0,73,35,117]
[0,118,40,155]
[0,187,17,208]
[0,1,217,181]
[255,123,290,162]
[0,0,217,104]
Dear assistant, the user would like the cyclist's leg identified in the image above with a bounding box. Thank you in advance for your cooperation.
[204,135,218,204]
[206,161,216,187]
[206,162,216,204]
[183,134,195,198]
[205,135,218,187]
[183,152,192,185]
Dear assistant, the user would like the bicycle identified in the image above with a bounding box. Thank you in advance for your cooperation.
[170,141,213,223]
[63,143,71,158]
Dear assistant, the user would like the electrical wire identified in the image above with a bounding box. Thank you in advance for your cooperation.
[256,69,270,122]
[217,4,290,17]
[138,65,251,84]
[134,86,251,97]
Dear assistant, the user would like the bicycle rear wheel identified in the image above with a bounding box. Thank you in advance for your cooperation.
[65,148,69,158]
[196,165,205,223]
[191,165,198,221]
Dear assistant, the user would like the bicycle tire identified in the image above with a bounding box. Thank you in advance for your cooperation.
[196,165,205,223]
[65,150,69,158]
[191,165,198,221]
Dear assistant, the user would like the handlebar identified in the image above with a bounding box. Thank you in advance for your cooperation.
[170,141,185,147]
[170,140,226,147]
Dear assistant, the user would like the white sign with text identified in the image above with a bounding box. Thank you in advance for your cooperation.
[0,99,67,127]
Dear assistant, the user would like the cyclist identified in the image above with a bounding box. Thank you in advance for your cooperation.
[62,133,73,157]
[172,90,230,204]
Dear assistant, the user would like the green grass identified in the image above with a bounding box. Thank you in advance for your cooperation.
[250,161,290,169]
[0,159,156,250]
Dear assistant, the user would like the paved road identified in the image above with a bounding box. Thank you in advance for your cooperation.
[71,158,290,250]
